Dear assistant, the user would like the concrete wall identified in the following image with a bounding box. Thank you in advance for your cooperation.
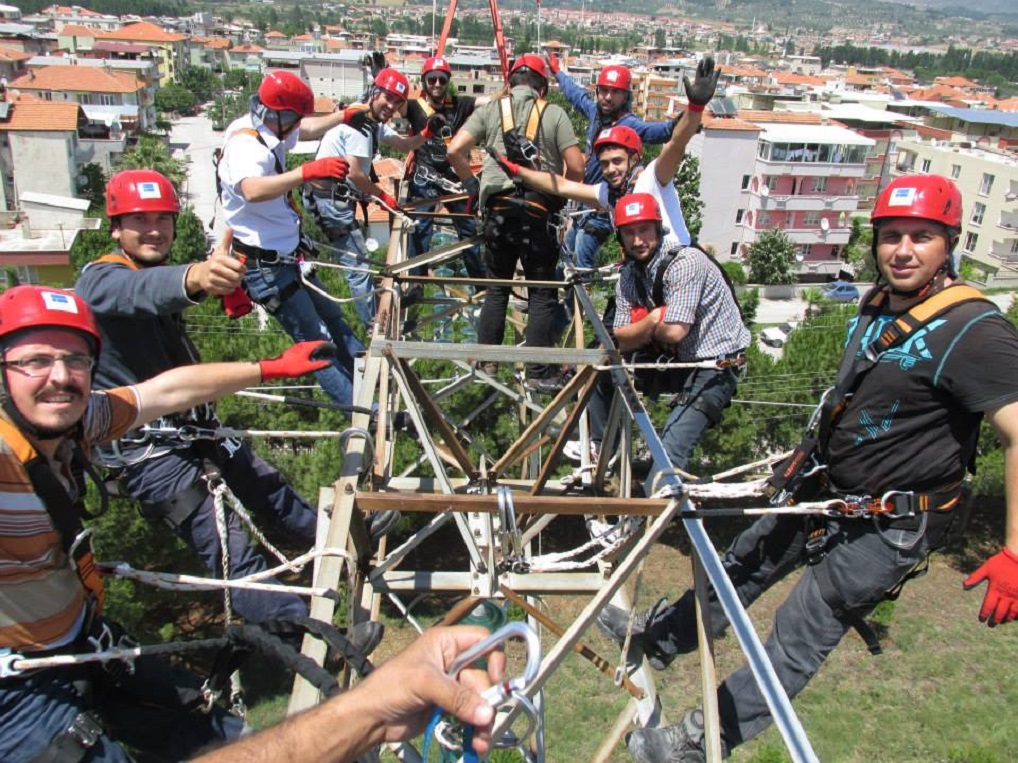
[10,131,75,199]
[691,128,760,260]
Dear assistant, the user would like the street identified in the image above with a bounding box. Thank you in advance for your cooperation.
[169,110,221,234]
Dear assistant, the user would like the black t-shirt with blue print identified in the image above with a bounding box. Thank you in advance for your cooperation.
[827,300,1018,495]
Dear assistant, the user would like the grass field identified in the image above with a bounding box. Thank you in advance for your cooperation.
[247,500,1018,762]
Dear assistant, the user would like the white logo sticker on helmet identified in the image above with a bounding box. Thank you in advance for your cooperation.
[605,70,619,82]
[624,202,642,216]
[395,82,407,94]
[888,187,917,207]
[598,129,612,140]
[41,292,79,314]
[137,182,163,200]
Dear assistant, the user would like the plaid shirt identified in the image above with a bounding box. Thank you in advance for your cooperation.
[614,244,750,361]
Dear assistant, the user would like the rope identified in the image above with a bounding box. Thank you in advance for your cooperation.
[213,484,234,626]
[3,638,230,676]
[525,518,639,573]
[142,425,354,440]
[215,482,293,569]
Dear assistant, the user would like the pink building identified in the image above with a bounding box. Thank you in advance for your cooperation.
[692,112,875,280]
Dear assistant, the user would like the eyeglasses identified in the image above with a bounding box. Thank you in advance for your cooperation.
[1,354,95,377]
[424,75,449,87]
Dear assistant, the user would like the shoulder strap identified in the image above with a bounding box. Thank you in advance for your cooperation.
[818,284,993,454]
[416,97,436,118]
[525,98,548,142]
[498,95,515,134]
[90,252,140,271]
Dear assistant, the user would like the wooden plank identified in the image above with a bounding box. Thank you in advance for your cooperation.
[356,491,669,516]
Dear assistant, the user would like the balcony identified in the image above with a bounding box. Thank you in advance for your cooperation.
[757,158,868,177]
[779,227,852,245]
[757,193,859,212]
[75,143,94,163]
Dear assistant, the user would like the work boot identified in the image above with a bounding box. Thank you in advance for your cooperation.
[626,708,708,763]
[597,597,677,670]
[346,620,384,657]
[366,510,400,540]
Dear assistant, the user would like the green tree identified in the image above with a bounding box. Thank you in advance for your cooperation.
[170,207,210,265]
[155,83,198,116]
[676,154,703,239]
[177,67,220,102]
[114,135,187,190]
[79,162,107,210]
[844,216,877,283]
[746,228,796,285]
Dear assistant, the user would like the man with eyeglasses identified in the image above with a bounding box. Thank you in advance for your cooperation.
[217,70,366,408]
[75,169,396,630]
[0,284,333,763]
[303,67,428,331]
[402,57,487,294]
[546,54,682,273]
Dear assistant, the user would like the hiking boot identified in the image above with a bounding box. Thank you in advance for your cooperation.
[597,597,676,671]
[366,510,400,540]
[474,360,499,377]
[527,375,567,395]
[402,285,424,308]
[626,708,708,763]
[346,620,384,657]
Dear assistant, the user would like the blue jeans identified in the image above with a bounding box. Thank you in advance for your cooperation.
[641,510,954,752]
[308,197,377,329]
[406,176,484,278]
[564,209,613,271]
[0,651,243,762]
[123,440,317,623]
[644,366,740,493]
[243,260,363,407]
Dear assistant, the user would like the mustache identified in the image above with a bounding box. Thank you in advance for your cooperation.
[38,381,85,398]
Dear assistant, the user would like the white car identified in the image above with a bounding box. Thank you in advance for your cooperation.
[760,326,788,348]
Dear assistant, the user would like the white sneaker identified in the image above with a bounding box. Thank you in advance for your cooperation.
[563,440,599,463]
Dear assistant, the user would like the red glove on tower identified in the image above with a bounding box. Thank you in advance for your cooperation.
[377,192,399,211]
[259,341,335,381]
[963,547,1018,626]
[302,157,350,182]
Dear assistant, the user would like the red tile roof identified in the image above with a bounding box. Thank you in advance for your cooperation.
[9,65,142,94]
[0,100,80,131]
[0,48,32,62]
[56,24,97,37]
[231,44,265,54]
[98,22,185,44]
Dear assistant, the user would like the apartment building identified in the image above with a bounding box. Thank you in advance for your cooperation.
[693,111,873,279]
[97,21,186,84]
[893,137,1018,287]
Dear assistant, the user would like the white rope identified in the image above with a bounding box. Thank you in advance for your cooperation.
[525,518,639,572]
[594,357,741,372]
[215,483,293,569]
[98,559,345,599]
[213,485,234,625]
[142,425,352,440]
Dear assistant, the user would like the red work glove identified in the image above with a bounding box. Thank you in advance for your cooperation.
[302,156,350,182]
[963,547,1018,626]
[420,113,446,141]
[258,341,335,381]
[377,192,399,211]
[547,52,561,75]
[485,146,520,178]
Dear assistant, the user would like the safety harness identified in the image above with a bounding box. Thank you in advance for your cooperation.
[765,283,992,655]
[498,94,547,172]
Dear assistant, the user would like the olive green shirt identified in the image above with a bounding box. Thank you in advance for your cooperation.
[461,84,579,207]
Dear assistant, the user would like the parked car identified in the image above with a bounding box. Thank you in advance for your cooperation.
[823,280,860,302]
[760,326,788,348]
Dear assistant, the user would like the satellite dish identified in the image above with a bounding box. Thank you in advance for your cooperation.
[820,218,830,231]
[365,237,380,253]
[795,251,805,262]
[760,185,770,197]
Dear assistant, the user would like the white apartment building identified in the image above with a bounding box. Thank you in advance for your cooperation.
[894,137,1018,287]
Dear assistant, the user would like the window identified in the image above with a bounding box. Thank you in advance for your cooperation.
[472,84,485,94]
[951,164,961,180]
[15,265,39,284]
[963,232,979,252]
[811,176,827,193]
[741,174,750,190]
[735,209,745,225]
[971,202,986,227]
[920,158,931,173]
[798,244,812,259]
[979,173,995,196]
[1011,239,1018,255]
[766,176,779,191]
[759,211,772,228]
[730,241,740,255]
[804,210,822,226]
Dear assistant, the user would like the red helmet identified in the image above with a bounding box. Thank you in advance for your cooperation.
[0,285,101,354]
[510,54,548,82]
[258,71,315,117]
[614,193,662,228]
[593,125,642,156]
[597,65,632,91]
[421,56,451,78]
[872,174,962,229]
[373,67,410,100]
[106,170,180,218]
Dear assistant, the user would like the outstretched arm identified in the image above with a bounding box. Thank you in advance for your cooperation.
[654,57,719,187]
[488,147,602,207]
[192,626,504,763]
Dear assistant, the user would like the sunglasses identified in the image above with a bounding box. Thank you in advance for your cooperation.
[424,75,449,86]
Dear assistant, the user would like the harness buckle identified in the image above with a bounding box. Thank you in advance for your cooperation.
[67,711,104,749]
[878,489,916,519]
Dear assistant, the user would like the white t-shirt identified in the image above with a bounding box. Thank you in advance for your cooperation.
[218,114,301,253]
[595,157,690,248]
